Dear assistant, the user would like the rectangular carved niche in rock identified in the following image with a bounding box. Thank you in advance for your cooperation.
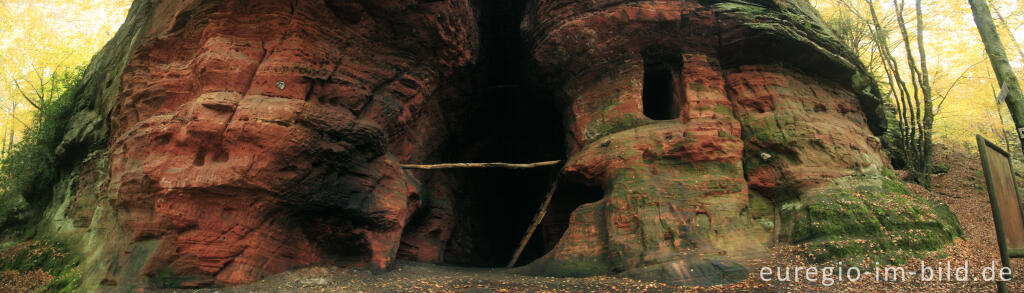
[642,55,683,120]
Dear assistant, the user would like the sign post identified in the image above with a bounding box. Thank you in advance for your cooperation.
[978,135,1024,293]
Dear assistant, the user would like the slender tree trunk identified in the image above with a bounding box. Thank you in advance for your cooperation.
[970,0,1024,158]
[6,128,11,155]
[866,0,910,153]
[5,103,16,156]
[863,0,934,187]
[1,125,7,158]
[889,0,935,187]
[914,0,934,187]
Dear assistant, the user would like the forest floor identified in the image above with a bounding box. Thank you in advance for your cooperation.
[4,144,1024,292]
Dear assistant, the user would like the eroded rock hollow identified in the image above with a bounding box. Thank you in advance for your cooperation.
[21,0,961,290]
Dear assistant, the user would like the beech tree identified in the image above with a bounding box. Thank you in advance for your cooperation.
[862,0,936,187]
[969,0,1024,157]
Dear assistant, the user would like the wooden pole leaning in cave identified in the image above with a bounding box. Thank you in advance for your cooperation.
[399,160,564,267]
[506,172,562,268]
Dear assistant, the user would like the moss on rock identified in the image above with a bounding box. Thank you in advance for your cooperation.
[783,176,961,266]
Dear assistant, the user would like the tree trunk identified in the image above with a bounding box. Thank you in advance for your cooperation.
[970,0,1024,157]
[863,0,935,187]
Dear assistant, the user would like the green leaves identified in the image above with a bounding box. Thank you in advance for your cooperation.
[0,66,82,229]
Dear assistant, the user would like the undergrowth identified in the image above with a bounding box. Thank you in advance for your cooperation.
[0,240,81,292]
[0,66,83,229]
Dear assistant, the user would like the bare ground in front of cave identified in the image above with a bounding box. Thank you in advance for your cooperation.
[5,144,1024,292]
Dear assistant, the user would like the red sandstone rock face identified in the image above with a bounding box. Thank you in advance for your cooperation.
[106,0,477,285]
[728,64,888,192]
[515,0,896,286]
[44,0,956,290]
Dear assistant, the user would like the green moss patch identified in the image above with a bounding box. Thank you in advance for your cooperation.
[785,176,961,266]
[931,164,950,174]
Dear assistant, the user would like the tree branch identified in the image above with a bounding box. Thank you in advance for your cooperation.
[401,160,563,170]
[935,60,985,116]
[11,79,42,111]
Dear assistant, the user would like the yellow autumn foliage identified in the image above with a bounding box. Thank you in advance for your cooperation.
[0,0,131,151]
[813,0,1024,156]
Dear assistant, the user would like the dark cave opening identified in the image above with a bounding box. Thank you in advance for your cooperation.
[434,0,573,268]
[515,177,604,266]
[642,57,681,120]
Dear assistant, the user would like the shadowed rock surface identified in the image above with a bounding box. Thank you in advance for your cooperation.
[0,0,960,291]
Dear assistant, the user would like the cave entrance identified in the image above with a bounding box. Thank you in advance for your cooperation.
[432,0,575,268]
[414,0,611,269]
[642,56,682,120]
[442,164,563,267]
[514,177,604,266]
[432,81,568,267]
[438,162,607,268]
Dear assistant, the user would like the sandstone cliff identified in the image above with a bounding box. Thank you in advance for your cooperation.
[0,0,960,290]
